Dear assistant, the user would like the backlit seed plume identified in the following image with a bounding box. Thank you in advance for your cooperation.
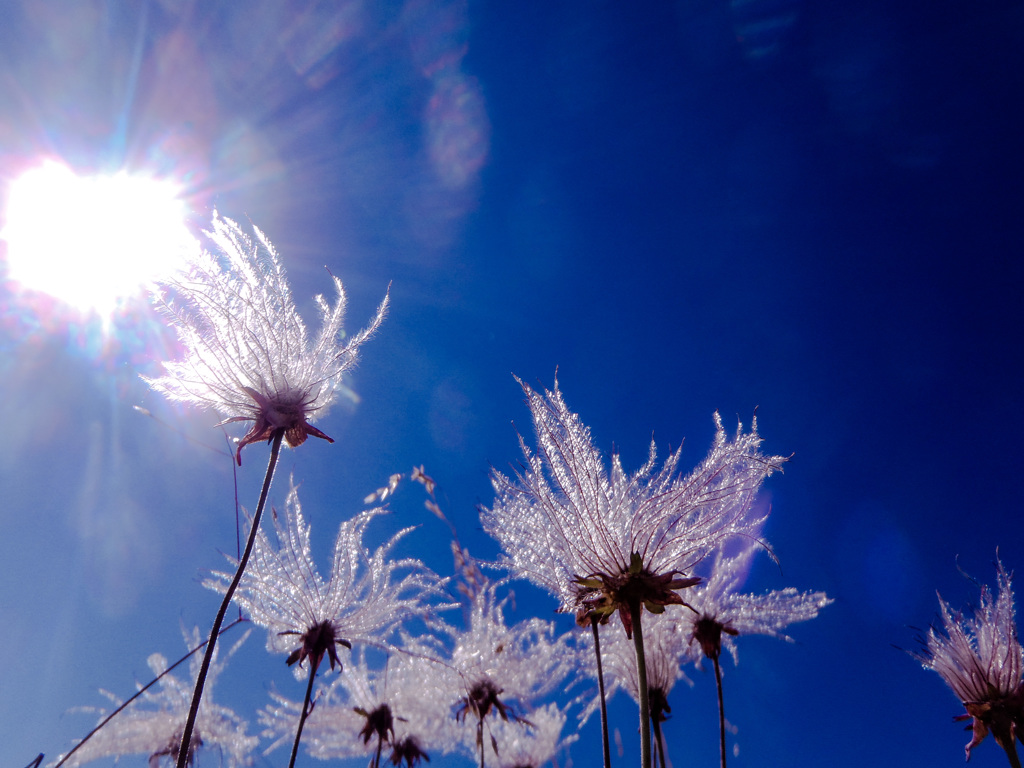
[56,628,256,768]
[204,476,442,675]
[448,577,581,717]
[483,702,578,768]
[683,538,833,666]
[586,610,695,718]
[915,559,1024,763]
[260,648,460,763]
[145,213,389,464]
[593,610,695,768]
[411,557,581,765]
[482,375,786,634]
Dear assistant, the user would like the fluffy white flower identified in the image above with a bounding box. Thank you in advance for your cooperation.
[483,376,786,635]
[917,559,1024,762]
[450,580,580,711]
[385,550,582,766]
[434,572,581,765]
[589,610,695,715]
[483,702,577,768]
[259,648,460,765]
[56,628,256,768]
[580,605,696,768]
[205,477,442,676]
[145,213,388,464]
[683,538,832,666]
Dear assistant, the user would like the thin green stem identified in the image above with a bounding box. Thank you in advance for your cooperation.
[591,615,612,768]
[713,653,726,768]
[629,600,651,768]
[53,618,245,768]
[175,430,283,768]
[288,657,321,768]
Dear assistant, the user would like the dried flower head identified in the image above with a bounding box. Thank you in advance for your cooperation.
[916,559,1024,763]
[205,476,442,676]
[441,571,581,762]
[145,213,388,464]
[588,610,695,716]
[483,702,577,768]
[683,538,832,665]
[388,736,431,767]
[483,376,786,636]
[259,648,460,762]
[579,607,695,768]
[56,628,256,768]
[451,577,580,711]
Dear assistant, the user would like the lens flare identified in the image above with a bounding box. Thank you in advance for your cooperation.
[2,160,198,318]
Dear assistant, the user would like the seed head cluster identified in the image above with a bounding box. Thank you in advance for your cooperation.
[145,213,388,464]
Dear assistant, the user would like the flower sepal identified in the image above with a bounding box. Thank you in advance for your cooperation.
[280,620,352,672]
[574,553,702,638]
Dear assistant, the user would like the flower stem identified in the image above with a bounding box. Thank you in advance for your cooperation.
[713,653,727,768]
[628,599,652,768]
[477,716,485,768]
[591,615,612,768]
[651,712,667,768]
[175,430,283,768]
[1001,740,1023,768]
[288,657,320,768]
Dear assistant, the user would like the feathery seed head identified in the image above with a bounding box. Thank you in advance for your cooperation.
[649,686,672,727]
[408,562,580,763]
[259,649,460,761]
[574,552,702,637]
[683,537,832,666]
[280,618,352,673]
[917,559,1024,762]
[145,213,388,464]
[691,615,738,661]
[204,476,442,676]
[389,736,430,767]
[583,610,695,723]
[355,702,396,746]
[455,679,515,724]
[447,577,581,711]
[147,731,202,768]
[56,628,256,768]
[483,375,785,635]
[483,702,577,768]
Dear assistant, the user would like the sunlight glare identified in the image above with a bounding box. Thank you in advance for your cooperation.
[3,161,198,317]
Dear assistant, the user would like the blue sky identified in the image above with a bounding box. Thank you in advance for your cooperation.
[1,1,1023,766]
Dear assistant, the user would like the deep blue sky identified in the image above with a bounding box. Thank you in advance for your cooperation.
[1,1,1023,767]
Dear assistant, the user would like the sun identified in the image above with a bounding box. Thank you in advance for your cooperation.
[2,160,199,317]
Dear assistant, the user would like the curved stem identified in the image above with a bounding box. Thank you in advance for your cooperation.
[628,600,651,768]
[288,658,321,768]
[591,616,612,768]
[175,431,283,768]
[53,618,245,768]
[713,653,726,768]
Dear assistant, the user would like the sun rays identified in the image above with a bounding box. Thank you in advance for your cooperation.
[3,160,198,320]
